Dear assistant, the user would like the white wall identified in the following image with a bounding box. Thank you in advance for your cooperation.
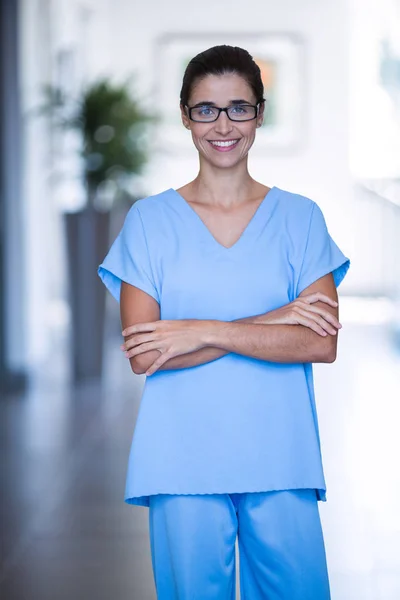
[104,0,400,297]
[20,0,113,367]
[108,0,354,251]
[20,0,54,366]
[21,0,398,365]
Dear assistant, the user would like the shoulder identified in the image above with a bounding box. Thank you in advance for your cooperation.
[275,186,315,215]
[130,188,175,217]
[123,188,177,243]
[274,186,323,231]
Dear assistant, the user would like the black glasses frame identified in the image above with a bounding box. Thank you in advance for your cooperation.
[185,103,261,123]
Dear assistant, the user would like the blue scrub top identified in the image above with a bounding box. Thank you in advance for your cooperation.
[98,186,350,507]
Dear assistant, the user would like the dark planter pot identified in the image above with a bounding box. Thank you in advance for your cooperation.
[64,207,110,382]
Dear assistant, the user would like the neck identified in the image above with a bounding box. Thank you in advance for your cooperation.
[193,158,257,208]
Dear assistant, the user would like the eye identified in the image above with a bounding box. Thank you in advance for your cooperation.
[196,106,216,116]
[230,105,249,115]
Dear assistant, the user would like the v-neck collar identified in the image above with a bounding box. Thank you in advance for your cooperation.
[169,186,279,252]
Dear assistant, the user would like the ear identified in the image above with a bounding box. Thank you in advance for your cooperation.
[256,101,265,128]
[180,104,191,129]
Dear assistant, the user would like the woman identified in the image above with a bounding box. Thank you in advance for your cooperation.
[98,45,350,600]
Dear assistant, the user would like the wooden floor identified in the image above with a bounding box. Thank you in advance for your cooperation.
[1,304,400,599]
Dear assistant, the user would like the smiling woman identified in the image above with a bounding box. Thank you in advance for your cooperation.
[97,44,350,600]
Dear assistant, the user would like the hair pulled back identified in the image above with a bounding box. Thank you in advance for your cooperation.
[180,45,265,107]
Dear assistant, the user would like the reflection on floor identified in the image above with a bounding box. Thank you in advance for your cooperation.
[1,302,400,599]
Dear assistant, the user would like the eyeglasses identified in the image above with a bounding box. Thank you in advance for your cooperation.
[186,103,261,123]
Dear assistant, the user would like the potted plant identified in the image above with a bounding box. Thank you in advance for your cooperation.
[41,78,154,381]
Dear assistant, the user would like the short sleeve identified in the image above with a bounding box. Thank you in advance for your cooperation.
[296,201,350,297]
[97,204,159,304]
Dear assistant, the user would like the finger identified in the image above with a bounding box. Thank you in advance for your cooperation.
[122,322,157,336]
[145,353,171,376]
[123,333,155,351]
[300,293,338,307]
[295,303,342,329]
[296,308,337,335]
[295,314,328,336]
[125,341,162,358]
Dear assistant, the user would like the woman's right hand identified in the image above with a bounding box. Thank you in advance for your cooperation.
[258,293,341,337]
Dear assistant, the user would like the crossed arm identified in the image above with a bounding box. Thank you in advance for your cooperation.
[120,273,340,375]
[121,274,339,374]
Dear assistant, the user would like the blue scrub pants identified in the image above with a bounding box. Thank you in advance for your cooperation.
[148,489,331,599]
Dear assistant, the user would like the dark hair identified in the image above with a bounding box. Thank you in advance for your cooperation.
[180,45,265,107]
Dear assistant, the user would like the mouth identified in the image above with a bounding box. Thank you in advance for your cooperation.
[207,139,241,152]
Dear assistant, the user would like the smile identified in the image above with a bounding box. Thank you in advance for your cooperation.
[208,139,240,151]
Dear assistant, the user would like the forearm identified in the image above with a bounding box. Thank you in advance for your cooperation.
[134,313,265,374]
[205,321,336,363]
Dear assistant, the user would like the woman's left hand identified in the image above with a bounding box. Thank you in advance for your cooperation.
[120,319,213,375]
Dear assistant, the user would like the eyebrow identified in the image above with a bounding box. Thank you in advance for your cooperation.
[190,99,253,108]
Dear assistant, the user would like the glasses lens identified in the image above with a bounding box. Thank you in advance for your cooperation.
[190,106,218,122]
[227,105,257,121]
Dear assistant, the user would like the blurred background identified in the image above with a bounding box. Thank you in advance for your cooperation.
[1,0,400,598]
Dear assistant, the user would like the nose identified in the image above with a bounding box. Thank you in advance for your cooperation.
[213,110,234,135]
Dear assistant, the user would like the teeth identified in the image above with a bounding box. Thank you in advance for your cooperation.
[209,140,239,147]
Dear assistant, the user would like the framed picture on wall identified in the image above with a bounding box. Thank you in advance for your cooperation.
[152,32,306,154]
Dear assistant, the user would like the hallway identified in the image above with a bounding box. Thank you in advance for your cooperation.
[1,306,400,599]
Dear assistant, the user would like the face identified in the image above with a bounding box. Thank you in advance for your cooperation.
[181,72,264,167]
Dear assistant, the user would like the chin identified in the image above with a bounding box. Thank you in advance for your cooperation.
[205,155,243,169]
